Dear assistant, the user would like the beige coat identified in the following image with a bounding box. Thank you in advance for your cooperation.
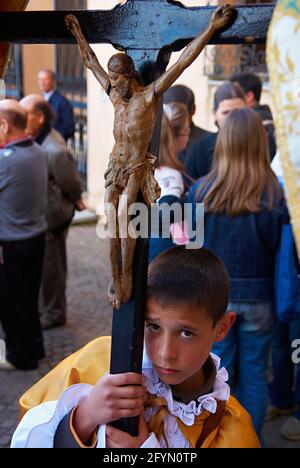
[42,128,83,230]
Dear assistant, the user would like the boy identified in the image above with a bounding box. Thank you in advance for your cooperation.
[12,247,260,448]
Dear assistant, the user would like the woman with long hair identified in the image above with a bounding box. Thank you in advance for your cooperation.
[196,107,279,215]
[150,103,190,262]
[185,108,288,438]
[155,102,189,199]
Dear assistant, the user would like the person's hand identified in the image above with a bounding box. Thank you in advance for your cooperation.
[73,373,147,444]
[106,414,149,448]
[211,5,234,32]
[75,199,86,212]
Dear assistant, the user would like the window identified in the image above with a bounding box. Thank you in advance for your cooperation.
[55,0,88,189]
[5,45,23,99]
[204,0,276,82]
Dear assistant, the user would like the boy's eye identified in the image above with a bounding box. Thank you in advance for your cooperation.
[180,330,193,338]
[147,323,160,332]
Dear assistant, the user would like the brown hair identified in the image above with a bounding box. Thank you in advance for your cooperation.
[33,100,55,125]
[158,112,184,171]
[107,53,139,81]
[158,102,189,171]
[198,108,281,215]
[164,85,195,116]
[148,246,230,326]
[213,81,245,111]
[230,72,262,103]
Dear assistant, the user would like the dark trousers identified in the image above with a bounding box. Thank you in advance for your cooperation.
[39,226,69,326]
[0,233,45,370]
[269,319,300,419]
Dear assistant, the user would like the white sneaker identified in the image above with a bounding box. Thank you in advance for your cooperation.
[280,417,300,441]
[0,359,18,371]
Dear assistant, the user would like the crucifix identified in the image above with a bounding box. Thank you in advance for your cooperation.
[0,0,274,436]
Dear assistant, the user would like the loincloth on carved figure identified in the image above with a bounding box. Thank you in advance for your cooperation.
[104,153,161,205]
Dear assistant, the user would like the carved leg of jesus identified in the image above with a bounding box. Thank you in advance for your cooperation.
[118,174,142,304]
[105,188,123,310]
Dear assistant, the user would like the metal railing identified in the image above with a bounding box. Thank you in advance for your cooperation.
[5,45,23,99]
[55,0,88,189]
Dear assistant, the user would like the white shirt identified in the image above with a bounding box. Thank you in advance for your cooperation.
[43,89,55,101]
[271,152,283,178]
[155,166,184,200]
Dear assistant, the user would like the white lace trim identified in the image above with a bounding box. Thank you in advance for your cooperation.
[142,352,230,427]
[11,353,230,449]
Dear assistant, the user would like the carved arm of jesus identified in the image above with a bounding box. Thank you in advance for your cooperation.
[154,5,234,97]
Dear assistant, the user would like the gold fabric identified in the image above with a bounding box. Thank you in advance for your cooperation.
[69,407,98,449]
[145,393,260,448]
[19,336,112,419]
[0,1,29,78]
[19,336,260,448]
[267,0,300,257]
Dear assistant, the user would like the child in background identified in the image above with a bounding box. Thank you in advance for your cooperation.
[163,101,195,192]
[12,247,260,448]
[185,108,288,437]
[150,103,191,263]
[154,103,189,201]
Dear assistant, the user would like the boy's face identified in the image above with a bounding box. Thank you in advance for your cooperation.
[214,98,246,128]
[145,298,235,393]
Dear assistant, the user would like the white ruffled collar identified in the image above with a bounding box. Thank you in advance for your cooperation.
[142,352,230,427]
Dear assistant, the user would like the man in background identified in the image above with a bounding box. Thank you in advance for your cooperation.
[0,100,47,370]
[20,95,84,330]
[38,69,75,142]
[231,72,277,160]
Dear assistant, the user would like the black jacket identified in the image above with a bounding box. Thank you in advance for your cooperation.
[185,132,218,181]
[49,91,75,141]
[179,122,212,167]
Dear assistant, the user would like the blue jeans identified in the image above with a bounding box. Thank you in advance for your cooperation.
[213,302,274,435]
[269,319,300,419]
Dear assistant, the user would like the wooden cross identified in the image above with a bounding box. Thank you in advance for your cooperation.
[0,0,275,436]
[0,1,274,82]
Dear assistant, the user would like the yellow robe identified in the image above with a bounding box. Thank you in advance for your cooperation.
[19,336,260,448]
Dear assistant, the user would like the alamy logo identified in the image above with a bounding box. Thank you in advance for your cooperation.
[292,339,300,364]
[96,200,205,249]
[0,339,6,364]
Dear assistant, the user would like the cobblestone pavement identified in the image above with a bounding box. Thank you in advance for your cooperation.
[1,224,299,449]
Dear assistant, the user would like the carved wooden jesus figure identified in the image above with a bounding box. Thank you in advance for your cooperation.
[66,5,233,310]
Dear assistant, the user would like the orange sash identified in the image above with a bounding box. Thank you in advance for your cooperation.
[145,394,226,448]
